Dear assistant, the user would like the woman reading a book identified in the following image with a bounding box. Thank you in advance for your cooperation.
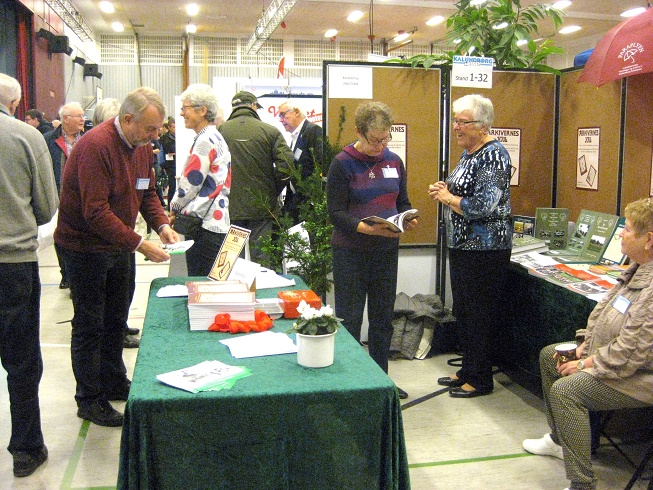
[326,101,418,399]
[170,84,231,276]
[428,94,512,398]
[523,197,653,490]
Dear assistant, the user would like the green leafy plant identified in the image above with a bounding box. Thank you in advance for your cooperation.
[256,106,348,298]
[289,300,342,335]
[386,0,566,74]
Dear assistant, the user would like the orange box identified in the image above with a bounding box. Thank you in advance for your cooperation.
[277,290,322,319]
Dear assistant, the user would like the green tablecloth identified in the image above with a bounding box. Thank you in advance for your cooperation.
[117,276,410,490]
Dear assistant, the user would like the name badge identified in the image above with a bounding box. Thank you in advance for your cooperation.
[136,178,150,190]
[382,166,399,178]
[612,295,631,314]
[166,154,173,161]
[294,148,303,161]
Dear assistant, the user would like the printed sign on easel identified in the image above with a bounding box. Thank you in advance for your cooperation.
[208,225,251,281]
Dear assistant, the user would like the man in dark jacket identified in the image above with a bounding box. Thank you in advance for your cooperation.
[219,91,293,262]
[25,109,54,134]
[159,117,177,208]
[277,100,323,224]
[43,102,85,289]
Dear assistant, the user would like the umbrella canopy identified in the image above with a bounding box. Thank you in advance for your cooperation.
[578,7,653,87]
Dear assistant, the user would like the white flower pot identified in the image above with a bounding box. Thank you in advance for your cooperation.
[296,331,337,368]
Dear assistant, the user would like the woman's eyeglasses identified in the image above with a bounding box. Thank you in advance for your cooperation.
[363,132,392,146]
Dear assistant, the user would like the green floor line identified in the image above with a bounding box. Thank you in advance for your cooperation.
[60,420,89,490]
[409,452,534,468]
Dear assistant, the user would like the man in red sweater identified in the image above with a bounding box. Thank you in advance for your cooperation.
[54,87,179,427]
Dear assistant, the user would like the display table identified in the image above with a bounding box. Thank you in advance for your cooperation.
[501,263,597,393]
[117,276,410,490]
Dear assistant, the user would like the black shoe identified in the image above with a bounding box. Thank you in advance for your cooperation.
[126,326,140,336]
[123,334,140,348]
[77,400,123,427]
[397,387,408,399]
[437,376,465,387]
[449,386,492,398]
[59,279,70,289]
[13,445,48,477]
[107,382,131,401]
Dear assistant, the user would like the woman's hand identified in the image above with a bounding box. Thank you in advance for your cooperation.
[428,182,447,201]
[403,217,419,231]
[357,221,403,238]
[556,355,593,376]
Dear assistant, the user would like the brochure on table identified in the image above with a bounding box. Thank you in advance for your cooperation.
[534,208,569,250]
[545,210,619,263]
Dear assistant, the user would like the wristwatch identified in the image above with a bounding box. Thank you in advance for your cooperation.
[576,359,585,370]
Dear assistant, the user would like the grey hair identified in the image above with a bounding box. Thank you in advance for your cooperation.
[355,101,393,135]
[93,98,120,126]
[59,102,84,120]
[181,83,218,122]
[452,94,494,130]
[0,73,21,107]
[279,100,306,118]
[119,87,166,122]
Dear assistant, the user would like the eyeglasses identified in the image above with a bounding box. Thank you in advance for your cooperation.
[65,114,85,119]
[278,109,292,119]
[181,104,201,112]
[452,119,479,127]
[363,132,392,146]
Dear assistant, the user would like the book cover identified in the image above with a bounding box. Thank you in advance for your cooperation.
[597,217,626,265]
[511,235,548,255]
[545,209,596,258]
[186,281,250,296]
[513,215,535,238]
[362,209,418,233]
[534,208,569,250]
[548,211,619,264]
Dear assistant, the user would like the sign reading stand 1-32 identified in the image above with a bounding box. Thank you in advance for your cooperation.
[451,56,494,89]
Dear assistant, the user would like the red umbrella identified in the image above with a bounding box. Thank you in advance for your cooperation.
[578,7,653,87]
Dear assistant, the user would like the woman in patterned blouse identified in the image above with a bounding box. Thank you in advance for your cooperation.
[428,94,512,398]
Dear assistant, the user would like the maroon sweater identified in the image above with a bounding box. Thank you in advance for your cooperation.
[54,118,169,253]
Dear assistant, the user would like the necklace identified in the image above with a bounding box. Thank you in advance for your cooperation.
[363,161,376,179]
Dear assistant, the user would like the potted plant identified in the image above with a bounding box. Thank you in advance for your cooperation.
[290,300,342,368]
[386,0,566,74]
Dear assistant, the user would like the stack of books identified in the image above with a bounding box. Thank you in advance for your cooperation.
[186,281,256,330]
[511,235,549,256]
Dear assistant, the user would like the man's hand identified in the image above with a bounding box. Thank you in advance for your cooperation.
[159,224,180,244]
[137,240,171,263]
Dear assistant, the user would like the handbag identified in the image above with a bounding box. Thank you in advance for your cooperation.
[172,196,217,237]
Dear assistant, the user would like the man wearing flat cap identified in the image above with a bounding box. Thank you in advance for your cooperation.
[219,91,293,263]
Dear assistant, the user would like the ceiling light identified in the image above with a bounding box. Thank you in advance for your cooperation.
[324,29,338,38]
[394,31,410,42]
[559,25,581,34]
[99,1,115,14]
[493,22,509,29]
[621,7,646,18]
[246,0,298,54]
[186,3,200,17]
[347,10,364,22]
[426,16,445,27]
[111,21,124,32]
[186,23,197,34]
[552,1,572,9]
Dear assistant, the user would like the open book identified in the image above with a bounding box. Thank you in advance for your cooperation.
[362,209,418,233]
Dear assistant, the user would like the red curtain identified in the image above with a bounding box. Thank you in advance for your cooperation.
[14,6,32,119]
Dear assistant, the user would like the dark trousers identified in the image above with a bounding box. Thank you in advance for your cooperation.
[185,227,227,276]
[163,164,176,205]
[232,219,274,265]
[60,247,131,406]
[448,247,511,393]
[55,242,68,282]
[332,246,399,373]
[0,262,45,454]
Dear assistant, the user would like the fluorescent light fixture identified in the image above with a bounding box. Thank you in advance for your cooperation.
[186,23,197,34]
[394,31,410,42]
[621,7,646,18]
[246,0,298,54]
[99,1,115,14]
[426,16,445,27]
[559,25,581,34]
[324,29,338,38]
[111,21,124,32]
[186,3,200,17]
[347,10,364,22]
[552,1,572,9]
[493,22,509,30]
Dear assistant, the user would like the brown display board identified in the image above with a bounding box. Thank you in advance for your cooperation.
[450,71,557,216]
[325,63,441,245]
[557,70,622,217]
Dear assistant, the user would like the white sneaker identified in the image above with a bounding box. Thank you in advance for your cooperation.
[522,433,564,460]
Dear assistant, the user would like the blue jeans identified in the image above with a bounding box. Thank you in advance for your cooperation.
[332,246,399,373]
[0,262,45,454]
[60,248,131,406]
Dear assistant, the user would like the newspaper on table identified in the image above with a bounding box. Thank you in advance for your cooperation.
[156,360,251,393]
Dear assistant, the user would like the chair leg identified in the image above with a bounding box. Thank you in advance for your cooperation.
[625,443,653,490]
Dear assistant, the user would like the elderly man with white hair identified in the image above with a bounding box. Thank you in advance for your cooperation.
[0,73,58,477]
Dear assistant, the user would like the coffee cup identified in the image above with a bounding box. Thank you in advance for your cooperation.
[555,343,578,363]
